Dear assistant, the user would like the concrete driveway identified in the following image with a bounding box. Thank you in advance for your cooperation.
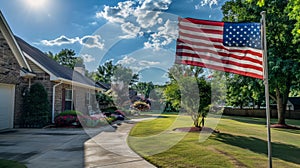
[0,121,156,168]
[0,127,111,168]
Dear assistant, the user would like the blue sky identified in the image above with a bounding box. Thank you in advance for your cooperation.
[0,0,225,84]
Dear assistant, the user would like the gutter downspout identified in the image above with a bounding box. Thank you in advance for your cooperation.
[52,81,63,123]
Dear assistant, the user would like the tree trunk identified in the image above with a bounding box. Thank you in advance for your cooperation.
[276,88,286,125]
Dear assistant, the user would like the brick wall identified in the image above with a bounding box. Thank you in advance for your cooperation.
[53,83,91,116]
[0,30,29,127]
[0,30,22,84]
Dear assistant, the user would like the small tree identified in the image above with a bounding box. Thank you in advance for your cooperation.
[165,65,211,128]
[23,83,50,127]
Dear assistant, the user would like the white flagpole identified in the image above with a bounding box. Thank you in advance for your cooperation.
[261,11,272,168]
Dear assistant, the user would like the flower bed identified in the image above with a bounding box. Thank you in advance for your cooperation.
[54,110,124,128]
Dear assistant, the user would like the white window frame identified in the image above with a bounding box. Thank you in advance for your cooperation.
[65,89,73,110]
[86,92,91,105]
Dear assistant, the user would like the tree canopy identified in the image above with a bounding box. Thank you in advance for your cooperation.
[47,49,79,69]
[222,0,300,124]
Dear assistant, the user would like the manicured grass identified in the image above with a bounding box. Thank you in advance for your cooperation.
[0,159,26,168]
[128,115,300,168]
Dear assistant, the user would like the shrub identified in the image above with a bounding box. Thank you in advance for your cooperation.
[132,101,150,111]
[101,106,118,113]
[59,110,83,116]
[106,116,117,124]
[54,115,81,127]
[22,83,51,128]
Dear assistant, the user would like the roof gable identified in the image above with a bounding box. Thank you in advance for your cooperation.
[15,36,103,90]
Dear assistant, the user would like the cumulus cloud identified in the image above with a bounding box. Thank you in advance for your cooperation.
[144,19,178,50]
[139,60,160,66]
[96,0,175,50]
[96,1,136,23]
[81,54,95,63]
[80,35,104,49]
[89,21,98,25]
[41,35,79,46]
[117,55,137,65]
[197,0,218,8]
[116,55,161,73]
[120,22,141,39]
[41,35,104,49]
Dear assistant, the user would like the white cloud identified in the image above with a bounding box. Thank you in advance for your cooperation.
[41,35,104,49]
[134,10,161,29]
[81,54,95,63]
[144,19,178,50]
[41,35,79,46]
[96,1,136,23]
[198,0,218,8]
[120,22,141,39]
[117,56,160,69]
[139,60,160,66]
[89,21,98,25]
[95,0,175,50]
[80,35,104,49]
[117,55,137,65]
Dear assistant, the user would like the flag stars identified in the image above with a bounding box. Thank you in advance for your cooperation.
[223,22,262,49]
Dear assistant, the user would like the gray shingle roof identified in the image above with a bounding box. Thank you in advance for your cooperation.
[15,36,103,89]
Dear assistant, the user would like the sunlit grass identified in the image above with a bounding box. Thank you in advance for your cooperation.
[128,115,300,168]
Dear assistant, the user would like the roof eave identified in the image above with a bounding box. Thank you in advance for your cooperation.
[57,78,104,92]
[0,11,32,71]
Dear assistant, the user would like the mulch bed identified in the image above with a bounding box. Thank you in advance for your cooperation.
[270,124,300,130]
[173,127,220,133]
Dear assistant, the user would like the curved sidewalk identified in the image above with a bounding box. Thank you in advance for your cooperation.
[84,121,156,168]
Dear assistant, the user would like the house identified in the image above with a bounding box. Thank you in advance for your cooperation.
[287,97,300,111]
[0,11,104,129]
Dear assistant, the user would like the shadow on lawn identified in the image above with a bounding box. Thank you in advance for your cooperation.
[223,116,268,125]
[215,133,300,164]
[273,128,300,134]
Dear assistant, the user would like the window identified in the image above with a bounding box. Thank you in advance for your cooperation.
[86,92,90,105]
[65,89,73,110]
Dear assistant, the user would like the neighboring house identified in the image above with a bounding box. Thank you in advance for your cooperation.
[0,11,105,129]
[287,97,300,111]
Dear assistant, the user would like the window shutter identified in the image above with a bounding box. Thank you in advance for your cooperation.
[62,88,65,111]
[72,90,76,110]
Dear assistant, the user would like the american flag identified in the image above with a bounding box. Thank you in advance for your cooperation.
[176,17,263,79]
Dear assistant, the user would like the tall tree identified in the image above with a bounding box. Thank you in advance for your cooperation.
[94,60,117,83]
[47,49,78,69]
[111,65,139,109]
[287,0,300,44]
[222,0,300,125]
[132,82,155,99]
[94,61,139,85]
[226,75,264,109]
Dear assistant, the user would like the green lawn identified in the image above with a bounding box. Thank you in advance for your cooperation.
[0,159,26,168]
[128,115,300,168]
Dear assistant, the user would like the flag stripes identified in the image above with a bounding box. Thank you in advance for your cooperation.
[176,17,263,79]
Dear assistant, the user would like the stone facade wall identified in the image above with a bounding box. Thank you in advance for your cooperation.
[0,30,22,85]
[0,29,28,127]
[53,83,71,116]
[53,84,91,116]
